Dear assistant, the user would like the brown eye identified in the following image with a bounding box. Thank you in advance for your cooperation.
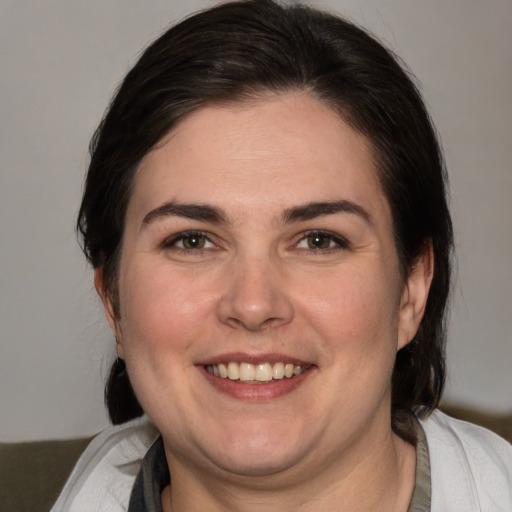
[296,231,349,251]
[164,231,216,251]
[181,233,207,249]
[306,233,332,249]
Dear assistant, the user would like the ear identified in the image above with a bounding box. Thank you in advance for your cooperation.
[397,243,434,350]
[94,267,125,359]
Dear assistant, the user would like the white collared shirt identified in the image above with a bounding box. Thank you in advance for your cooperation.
[50,410,512,512]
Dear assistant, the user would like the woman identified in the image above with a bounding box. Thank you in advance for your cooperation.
[51,1,512,511]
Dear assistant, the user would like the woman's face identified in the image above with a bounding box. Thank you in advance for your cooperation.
[100,93,430,481]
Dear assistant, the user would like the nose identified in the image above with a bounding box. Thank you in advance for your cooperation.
[216,254,294,332]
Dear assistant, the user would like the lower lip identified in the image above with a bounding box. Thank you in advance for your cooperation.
[199,366,314,401]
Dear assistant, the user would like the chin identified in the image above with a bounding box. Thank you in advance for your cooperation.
[211,447,306,478]
[198,420,315,478]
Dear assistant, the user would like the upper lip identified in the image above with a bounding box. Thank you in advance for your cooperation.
[196,352,313,366]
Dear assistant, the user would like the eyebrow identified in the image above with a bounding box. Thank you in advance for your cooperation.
[142,202,227,226]
[282,200,371,225]
[141,199,371,228]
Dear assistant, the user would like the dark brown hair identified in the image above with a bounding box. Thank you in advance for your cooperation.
[78,0,453,442]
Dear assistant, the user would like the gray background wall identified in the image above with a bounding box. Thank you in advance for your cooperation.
[1,0,511,442]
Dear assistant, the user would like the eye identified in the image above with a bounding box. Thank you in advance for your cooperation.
[164,231,216,251]
[296,231,349,251]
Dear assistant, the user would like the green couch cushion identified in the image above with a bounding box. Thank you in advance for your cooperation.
[0,436,92,512]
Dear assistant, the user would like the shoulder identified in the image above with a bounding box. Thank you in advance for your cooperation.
[50,416,159,512]
[420,409,512,511]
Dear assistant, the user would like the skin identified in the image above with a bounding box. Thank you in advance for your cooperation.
[97,93,433,511]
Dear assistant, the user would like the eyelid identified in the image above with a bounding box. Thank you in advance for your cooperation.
[162,230,218,250]
[295,230,350,250]
[160,229,349,253]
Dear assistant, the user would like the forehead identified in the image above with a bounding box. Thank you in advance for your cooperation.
[129,93,388,224]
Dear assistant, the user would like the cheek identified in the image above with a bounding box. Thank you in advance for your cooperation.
[297,263,402,360]
[117,264,218,361]
[115,264,221,419]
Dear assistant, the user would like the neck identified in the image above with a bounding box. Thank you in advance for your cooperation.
[161,420,416,512]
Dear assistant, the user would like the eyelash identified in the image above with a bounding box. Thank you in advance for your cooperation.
[295,230,350,252]
[161,229,350,255]
[162,230,217,252]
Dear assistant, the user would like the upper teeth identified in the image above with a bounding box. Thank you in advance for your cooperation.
[205,362,306,382]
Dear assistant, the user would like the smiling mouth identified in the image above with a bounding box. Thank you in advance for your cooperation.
[205,362,308,383]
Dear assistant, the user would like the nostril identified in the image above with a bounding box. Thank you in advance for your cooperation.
[222,313,292,332]
[215,263,294,331]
